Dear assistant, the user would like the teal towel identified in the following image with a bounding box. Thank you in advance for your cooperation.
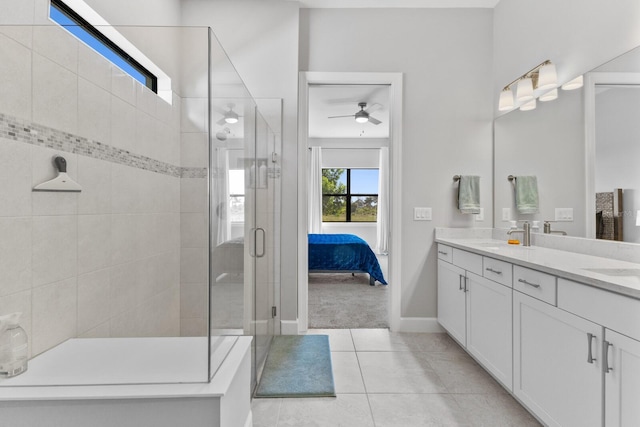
[458,175,481,214]
[515,176,539,214]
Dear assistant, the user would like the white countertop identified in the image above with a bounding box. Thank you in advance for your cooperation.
[436,237,640,300]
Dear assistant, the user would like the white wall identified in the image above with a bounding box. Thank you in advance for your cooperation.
[301,8,494,319]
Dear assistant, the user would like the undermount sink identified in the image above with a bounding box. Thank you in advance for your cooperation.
[582,268,640,278]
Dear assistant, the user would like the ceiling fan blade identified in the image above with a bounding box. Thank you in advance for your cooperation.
[368,116,382,125]
[216,117,227,126]
[327,115,355,119]
[364,103,382,114]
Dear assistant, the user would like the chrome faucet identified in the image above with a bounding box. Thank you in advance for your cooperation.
[543,221,567,235]
[507,221,531,246]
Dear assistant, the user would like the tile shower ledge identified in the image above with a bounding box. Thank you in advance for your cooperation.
[0,336,251,401]
[435,236,640,300]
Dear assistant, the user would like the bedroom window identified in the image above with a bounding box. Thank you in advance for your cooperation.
[228,169,245,222]
[322,168,378,222]
[50,0,158,92]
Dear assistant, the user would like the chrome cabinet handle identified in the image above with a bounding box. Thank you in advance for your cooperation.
[438,250,448,255]
[587,333,597,364]
[486,267,502,275]
[518,278,540,288]
[459,275,464,291]
[464,276,469,293]
[603,340,613,373]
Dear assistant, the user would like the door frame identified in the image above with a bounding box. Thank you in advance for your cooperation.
[297,71,403,332]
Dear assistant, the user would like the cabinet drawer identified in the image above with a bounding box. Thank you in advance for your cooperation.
[513,265,556,305]
[452,248,483,276]
[482,257,513,287]
[437,244,453,263]
[557,278,640,341]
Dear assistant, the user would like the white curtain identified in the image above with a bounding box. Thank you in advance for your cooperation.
[376,147,389,254]
[308,146,323,234]
[213,147,229,245]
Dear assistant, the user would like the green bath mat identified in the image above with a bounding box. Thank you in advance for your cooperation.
[255,335,336,398]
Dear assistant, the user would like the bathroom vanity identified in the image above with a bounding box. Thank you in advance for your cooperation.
[436,229,640,427]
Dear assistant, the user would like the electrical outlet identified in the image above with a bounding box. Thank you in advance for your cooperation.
[555,208,574,221]
[414,207,432,221]
[502,208,511,221]
[475,207,484,221]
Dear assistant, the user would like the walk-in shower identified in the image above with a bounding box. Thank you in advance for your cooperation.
[0,21,280,394]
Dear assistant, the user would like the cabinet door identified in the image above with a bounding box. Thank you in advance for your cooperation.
[437,259,466,345]
[513,291,603,427]
[605,329,640,427]
[466,272,512,391]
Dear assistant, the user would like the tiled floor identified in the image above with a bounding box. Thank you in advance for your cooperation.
[252,329,541,427]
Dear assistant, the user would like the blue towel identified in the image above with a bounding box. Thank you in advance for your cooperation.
[515,176,539,214]
[457,175,481,214]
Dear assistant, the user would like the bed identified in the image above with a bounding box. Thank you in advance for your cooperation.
[308,233,387,285]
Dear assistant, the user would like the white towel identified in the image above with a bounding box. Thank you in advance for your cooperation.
[458,175,481,214]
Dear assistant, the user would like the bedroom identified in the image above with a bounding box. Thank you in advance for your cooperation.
[305,83,391,329]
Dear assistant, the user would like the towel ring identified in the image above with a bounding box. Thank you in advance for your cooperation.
[453,175,461,182]
[508,175,515,182]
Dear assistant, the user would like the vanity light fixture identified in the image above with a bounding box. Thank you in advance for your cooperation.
[520,99,536,111]
[498,60,558,112]
[561,75,584,90]
[539,88,558,102]
[498,88,515,111]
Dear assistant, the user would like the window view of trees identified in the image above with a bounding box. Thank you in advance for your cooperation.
[322,168,378,222]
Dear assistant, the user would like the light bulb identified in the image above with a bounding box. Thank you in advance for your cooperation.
[224,116,238,124]
[355,116,368,123]
[539,88,558,102]
[520,99,536,111]
[516,77,534,102]
[537,62,557,90]
[562,75,584,90]
[498,88,514,111]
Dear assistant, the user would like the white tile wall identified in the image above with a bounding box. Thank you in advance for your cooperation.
[32,53,78,134]
[0,18,188,358]
[0,33,32,120]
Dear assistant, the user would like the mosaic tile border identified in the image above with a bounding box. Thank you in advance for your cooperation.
[0,112,207,179]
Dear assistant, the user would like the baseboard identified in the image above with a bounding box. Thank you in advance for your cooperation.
[395,317,444,333]
[244,411,253,427]
[280,320,299,335]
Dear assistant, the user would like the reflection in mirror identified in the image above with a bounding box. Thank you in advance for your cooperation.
[494,44,640,244]
[494,87,585,237]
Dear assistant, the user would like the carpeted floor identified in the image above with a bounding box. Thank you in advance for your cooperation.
[308,273,388,329]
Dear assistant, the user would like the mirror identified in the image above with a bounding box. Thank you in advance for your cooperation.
[494,44,640,244]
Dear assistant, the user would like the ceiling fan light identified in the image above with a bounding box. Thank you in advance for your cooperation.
[539,88,558,102]
[516,77,534,102]
[537,62,557,90]
[498,88,514,111]
[561,75,584,90]
[355,116,369,124]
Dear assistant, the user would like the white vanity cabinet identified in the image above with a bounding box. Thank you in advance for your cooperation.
[557,278,640,427]
[513,291,603,427]
[437,245,513,390]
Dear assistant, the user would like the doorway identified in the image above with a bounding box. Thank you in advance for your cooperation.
[297,72,403,332]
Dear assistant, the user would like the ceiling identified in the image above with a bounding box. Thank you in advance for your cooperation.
[308,84,390,138]
[294,0,501,8]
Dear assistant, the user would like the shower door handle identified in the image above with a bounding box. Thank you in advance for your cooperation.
[255,228,266,258]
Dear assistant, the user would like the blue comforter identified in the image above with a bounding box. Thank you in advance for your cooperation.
[308,234,387,285]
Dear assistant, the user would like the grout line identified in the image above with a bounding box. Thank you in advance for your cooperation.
[350,328,378,427]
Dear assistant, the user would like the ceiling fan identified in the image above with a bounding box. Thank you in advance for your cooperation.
[328,102,382,125]
[216,103,241,126]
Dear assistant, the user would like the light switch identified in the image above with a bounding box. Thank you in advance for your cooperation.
[502,208,511,221]
[475,207,484,221]
[414,207,432,221]
[555,208,574,221]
